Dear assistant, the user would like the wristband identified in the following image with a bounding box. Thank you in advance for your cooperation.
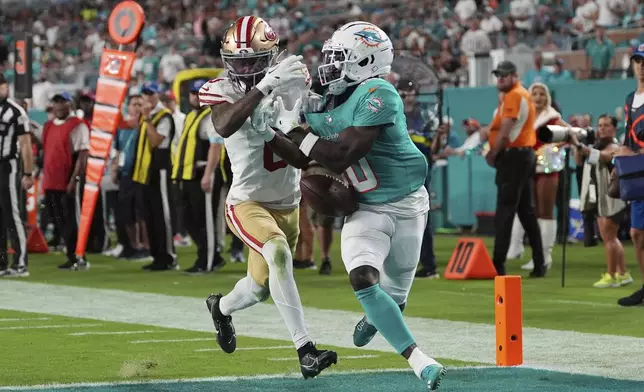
[23,173,32,177]
[299,133,319,157]
[262,127,276,142]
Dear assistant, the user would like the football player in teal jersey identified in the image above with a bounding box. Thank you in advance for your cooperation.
[250,21,446,390]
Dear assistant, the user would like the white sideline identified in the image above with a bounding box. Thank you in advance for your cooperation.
[269,354,378,362]
[1,281,644,382]
[69,330,162,336]
[195,345,293,352]
[0,323,102,330]
[0,317,51,322]
[130,338,215,344]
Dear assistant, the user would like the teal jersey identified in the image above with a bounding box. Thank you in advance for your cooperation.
[304,78,428,205]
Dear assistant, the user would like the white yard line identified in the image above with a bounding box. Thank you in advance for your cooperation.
[69,330,162,336]
[129,338,215,344]
[269,354,378,361]
[0,317,51,322]
[195,345,293,352]
[0,323,102,330]
[1,281,643,381]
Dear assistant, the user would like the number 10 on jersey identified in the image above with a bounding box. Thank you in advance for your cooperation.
[345,157,378,193]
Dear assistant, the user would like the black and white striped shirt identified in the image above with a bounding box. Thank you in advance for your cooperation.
[0,98,30,161]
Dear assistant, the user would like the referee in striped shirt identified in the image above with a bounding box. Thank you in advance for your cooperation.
[0,74,34,277]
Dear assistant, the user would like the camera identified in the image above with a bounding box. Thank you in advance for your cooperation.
[537,125,596,145]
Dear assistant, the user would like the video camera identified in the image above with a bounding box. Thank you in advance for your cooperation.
[537,125,596,145]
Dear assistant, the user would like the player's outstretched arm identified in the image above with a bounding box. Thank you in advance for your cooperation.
[288,125,381,174]
[208,89,266,138]
[267,130,311,169]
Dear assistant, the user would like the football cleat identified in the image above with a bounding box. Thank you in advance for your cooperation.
[353,316,378,347]
[205,293,236,353]
[421,364,447,391]
[299,345,338,379]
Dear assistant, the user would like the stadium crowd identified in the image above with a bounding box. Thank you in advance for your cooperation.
[0,0,643,97]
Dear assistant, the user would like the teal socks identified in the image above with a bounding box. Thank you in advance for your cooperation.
[355,284,415,354]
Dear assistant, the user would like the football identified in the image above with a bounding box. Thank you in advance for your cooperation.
[301,164,358,217]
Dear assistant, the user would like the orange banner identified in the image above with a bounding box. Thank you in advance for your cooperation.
[75,5,143,259]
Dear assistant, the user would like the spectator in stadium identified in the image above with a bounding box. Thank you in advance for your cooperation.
[110,94,151,262]
[509,0,537,32]
[486,60,545,277]
[210,144,246,264]
[41,91,89,270]
[460,16,493,57]
[400,79,439,279]
[523,52,551,86]
[455,0,478,24]
[572,0,599,35]
[586,26,615,80]
[442,119,483,157]
[159,92,191,248]
[617,45,644,306]
[130,82,177,271]
[596,0,627,29]
[547,58,574,83]
[573,114,632,288]
[481,7,503,34]
[171,80,225,275]
[159,45,186,88]
[141,45,160,82]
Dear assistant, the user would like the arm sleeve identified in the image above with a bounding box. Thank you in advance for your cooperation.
[352,86,399,128]
[70,123,90,152]
[199,78,235,107]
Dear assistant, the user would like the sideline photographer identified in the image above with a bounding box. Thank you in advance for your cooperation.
[571,115,632,289]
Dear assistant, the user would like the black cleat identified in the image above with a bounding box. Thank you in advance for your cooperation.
[319,259,332,275]
[618,287,644,307]
[205,293,236,353]
[299,344,338,379]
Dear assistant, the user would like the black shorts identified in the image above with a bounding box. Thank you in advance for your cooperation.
[117,174,139,225]
[608,207,628,226]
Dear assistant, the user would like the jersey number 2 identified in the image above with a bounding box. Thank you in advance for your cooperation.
[345,158,378,193]
[263,144,287,172]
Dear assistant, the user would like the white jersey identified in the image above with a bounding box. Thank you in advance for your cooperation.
[198,77,301,209]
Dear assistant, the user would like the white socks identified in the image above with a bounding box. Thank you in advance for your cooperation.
[407,347,438,379]
[539,218,557,265]
[262,237,311,350]
[219,275,269,316]
[507,214,525,259]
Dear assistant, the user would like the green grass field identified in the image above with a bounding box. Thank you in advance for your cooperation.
[1,234,643,391]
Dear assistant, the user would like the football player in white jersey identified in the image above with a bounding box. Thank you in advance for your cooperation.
[198,16,337,379]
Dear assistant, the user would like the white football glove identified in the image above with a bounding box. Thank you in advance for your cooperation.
[256,53,308,96]
[250,94,278,142]
[304,91,324,113]
[269,96,303,135]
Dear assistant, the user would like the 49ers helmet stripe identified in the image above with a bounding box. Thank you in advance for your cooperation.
[236,16,256,49]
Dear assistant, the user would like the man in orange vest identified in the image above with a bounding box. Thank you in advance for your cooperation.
[42,92,90,271]
[486,61,545,278]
